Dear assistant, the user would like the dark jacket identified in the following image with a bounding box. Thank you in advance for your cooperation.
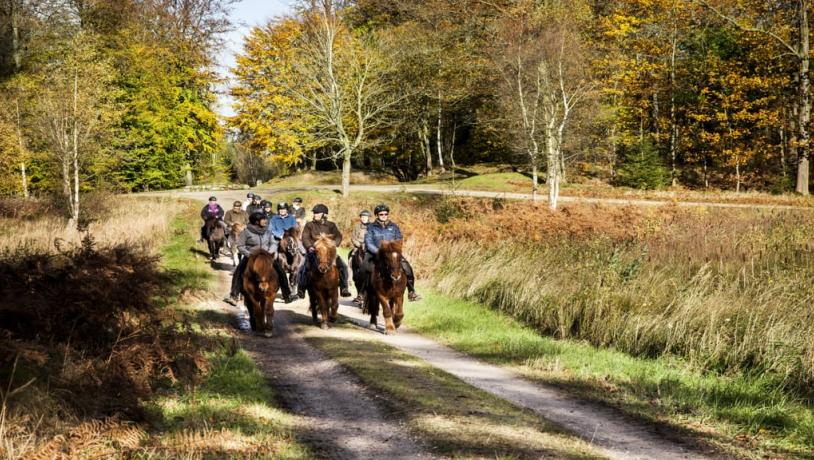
[246,203,264,215]
[200,203,224,220]
[236,224,273,257]
[292,206,306,220]
[365,220,403,255]
[301,218,342,249]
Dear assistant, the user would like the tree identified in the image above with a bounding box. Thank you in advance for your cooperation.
[293,3,400,197]
[30,31,118,227]
[699,0,811,195]
[493,0,593,208]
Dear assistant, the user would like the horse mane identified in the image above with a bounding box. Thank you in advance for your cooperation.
[315,233,336,249]
[377,240,403,258]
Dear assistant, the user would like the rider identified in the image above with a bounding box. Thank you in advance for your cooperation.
[225,200,249,229]
[296,204,353,299]
[199,196,225,242]
[224,211,298,305]
[291,198,305,222]
[363,204,421,301]
[268,202,305,255]
[242,192,255,211]
[260,200,274,220]
[246,195,264,215]
[350,210,371,305]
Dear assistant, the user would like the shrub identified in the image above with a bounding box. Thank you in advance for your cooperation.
[614,138,669,190]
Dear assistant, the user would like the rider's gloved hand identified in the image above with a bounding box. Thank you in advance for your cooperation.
[308,247,316,253]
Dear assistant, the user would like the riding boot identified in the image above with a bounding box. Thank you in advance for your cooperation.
[230,256,250,299]
[200,225,207,243]
[336,256,352,297]
[402,259,421,301]
[273,259,296,302]
[296,258,309,298]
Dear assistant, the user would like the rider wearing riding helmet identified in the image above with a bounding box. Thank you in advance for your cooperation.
[199,196,226,242]
[296,204,353,298]
[246,195,264,215]
[268,202,305,254]
[260,200,274,219]
[363,204,421,301]
[350,210,371,305]
[224,211,298,305]
[242,193,255,211]
[225,200,249,228]
[291,197,305,221]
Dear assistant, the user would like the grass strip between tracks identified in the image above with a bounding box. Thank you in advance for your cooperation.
[304,325,605,460]
[406,286,814,459]
[140,202,309,459]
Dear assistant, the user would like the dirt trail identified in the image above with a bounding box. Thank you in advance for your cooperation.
[332,303,710,460]
[213,266,434,460]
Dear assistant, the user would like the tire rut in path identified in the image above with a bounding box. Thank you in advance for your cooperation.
[215,268,434,460]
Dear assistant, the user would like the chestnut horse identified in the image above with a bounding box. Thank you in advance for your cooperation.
[242,250,279,337]
[205,216,225,261]
[366,240,408,334]
[305,234,339,329]
[276,227,303,292]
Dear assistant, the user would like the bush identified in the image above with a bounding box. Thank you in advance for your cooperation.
[434,198,466,223]
[614,138,669,189]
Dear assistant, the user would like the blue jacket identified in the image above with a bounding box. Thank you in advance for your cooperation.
[269,214,298,239]
[365,220,403,254]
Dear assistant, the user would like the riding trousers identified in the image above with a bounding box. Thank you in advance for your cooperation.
[297,253,349,292]
[360,252,416,293]
[230,255,293,299]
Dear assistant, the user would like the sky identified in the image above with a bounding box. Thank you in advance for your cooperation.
[215,0,295,118]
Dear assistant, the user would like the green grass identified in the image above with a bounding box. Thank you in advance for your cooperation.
[408,286,814,459]
[304,327,603,459]
[455,171,530,192]
[139,201,309,458]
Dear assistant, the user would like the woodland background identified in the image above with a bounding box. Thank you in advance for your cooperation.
[2,0,813,209]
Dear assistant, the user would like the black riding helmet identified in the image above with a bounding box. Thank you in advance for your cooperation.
[312,204,329,214]
[249,212,266,225]
[261,200,272,208]
[277,202,289,210]
[373,204,390,215]
[293,197,303,204]
[208,196,217,202]
[247,192,254,198]
[360,210,371,217]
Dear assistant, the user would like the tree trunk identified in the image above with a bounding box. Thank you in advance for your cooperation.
[547,121,560,210]
[436,97,445,174]
[20,163,28,198]
[531,158,539,202]
[797,3,811,195]
[449,122,456,172]
[14,95,28,198]
[185,163,193,186]
[420,120,432,175]
[780,125,788,179]
[11,0,21,71]
[735,160,741,193]
[341,149,351,198]
[311,149,318,171]
[69,72,80,228]
[669,31,679,187]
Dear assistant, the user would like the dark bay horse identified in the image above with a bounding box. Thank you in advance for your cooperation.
[306,234,339,329]
[205,216,225,261]
[242,250,279,337]
[350,247,366,309]
[276,227,303,292]
[366,240,408,334]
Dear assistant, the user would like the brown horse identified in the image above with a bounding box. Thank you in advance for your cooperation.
[305,234,339,329]
[366,240,408,334]
[242,250,279,337]
[205,216,226,261]
[276,227,304,292]
[350,247,367,309]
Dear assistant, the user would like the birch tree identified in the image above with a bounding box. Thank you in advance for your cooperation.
[31,31,117,228]
[293,3,399,197]
[494,1,593,208]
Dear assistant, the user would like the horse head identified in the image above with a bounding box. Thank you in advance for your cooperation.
[378,240,404,282]
[282,228,299,258]
[314,233,336,274]
[251,252,276,294]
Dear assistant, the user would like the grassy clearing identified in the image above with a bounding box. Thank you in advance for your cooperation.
[304,326,604,459]
[407,287,814,459]
[264,169,398,187]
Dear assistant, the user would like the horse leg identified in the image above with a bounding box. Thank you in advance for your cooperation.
[329,286,339,323]
[308,288,319,325]
[263,290,276,337]
[245,296,258,331]
[315,290,329,329]
[254,297,266,334]
[393,296,405,330]
[378,294,395,334]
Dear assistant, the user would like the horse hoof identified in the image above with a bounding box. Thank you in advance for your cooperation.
[262,331,273,338]
[320,323,328,330]
[368,323,377,331]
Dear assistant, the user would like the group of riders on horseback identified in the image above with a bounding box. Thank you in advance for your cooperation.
[199,193,421,315]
